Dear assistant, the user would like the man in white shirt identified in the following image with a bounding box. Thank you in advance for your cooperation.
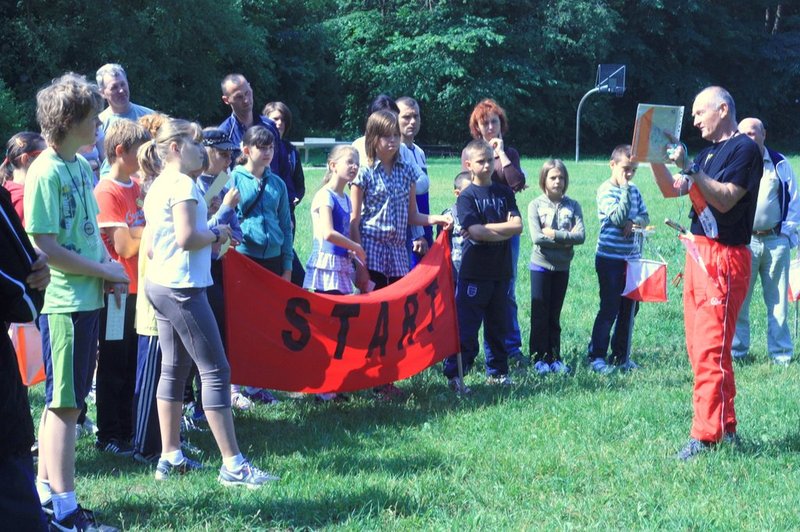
[732,117,800,365]
[396,96,431,261]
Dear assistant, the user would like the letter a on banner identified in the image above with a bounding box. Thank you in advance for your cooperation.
[223,233,460,393]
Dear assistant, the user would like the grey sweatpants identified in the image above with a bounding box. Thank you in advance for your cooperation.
[145,280,231,409]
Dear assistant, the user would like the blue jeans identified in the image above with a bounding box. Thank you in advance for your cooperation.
[444,278,511,378]
[588,255,638,364]
[732,233,793,359]
[483,234,522,357]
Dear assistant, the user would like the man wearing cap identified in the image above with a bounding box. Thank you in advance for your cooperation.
[651,86,762,460]
[218,73,304,285]
[731,117,799,365]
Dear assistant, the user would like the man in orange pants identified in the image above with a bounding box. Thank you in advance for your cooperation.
[651,86,762,460]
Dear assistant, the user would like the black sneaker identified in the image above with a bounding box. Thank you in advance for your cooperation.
[447,376,472,395]
[722,432,741,446]
[675,438,710,461]
[133,451,159,465]
[48,505,119,531]
[508,351,531,368]
[95,439,134,457]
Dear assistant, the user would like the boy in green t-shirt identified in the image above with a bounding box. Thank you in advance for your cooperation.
[24,72,129,531]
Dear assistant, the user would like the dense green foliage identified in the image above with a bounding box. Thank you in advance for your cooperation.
[42,156,800,530]
[1,2,798,154]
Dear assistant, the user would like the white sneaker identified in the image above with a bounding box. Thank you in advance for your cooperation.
[231,392,253,411]
[218,460,279,488]
[486,374,513,386]
[75,417,98,438]
[773,355,792,366]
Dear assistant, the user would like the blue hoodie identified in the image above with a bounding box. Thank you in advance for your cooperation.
[229,165,293,271]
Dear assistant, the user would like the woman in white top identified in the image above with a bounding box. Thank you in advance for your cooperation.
[141,119,276,487]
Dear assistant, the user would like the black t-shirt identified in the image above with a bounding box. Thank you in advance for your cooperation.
[457,182,520,280]
[689,133,762,246]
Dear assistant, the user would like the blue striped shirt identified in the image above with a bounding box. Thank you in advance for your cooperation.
[595,180,649,260]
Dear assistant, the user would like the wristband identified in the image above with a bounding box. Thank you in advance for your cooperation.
[211,227,221,243]
[680,162,700,177]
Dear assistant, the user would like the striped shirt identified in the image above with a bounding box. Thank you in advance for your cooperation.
[353,159,416,277]
[595,179,649,260]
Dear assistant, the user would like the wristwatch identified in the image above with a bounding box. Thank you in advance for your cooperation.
[680,162,700,176]
[211,227,221,243]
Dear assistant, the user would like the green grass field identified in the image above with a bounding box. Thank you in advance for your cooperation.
[31,156,800,530]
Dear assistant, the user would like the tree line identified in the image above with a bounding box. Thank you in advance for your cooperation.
[1,1,797,156]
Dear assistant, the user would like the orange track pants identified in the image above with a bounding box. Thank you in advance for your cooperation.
[683,236,751,442]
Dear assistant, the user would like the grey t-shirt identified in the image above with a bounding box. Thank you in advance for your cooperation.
[528,194,585,271]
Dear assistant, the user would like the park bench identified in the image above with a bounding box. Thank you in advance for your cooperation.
[419,144,459,157]
[291,137,352,164]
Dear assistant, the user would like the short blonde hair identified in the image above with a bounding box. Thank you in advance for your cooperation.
[323,145,358,184]
[103,119,151,163]
[36,73,104,145]
[463,139,493,161]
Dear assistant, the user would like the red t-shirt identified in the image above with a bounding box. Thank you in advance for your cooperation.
[94,177,145,293]
[2,180,25,226]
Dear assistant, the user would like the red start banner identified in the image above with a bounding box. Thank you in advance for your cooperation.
[223,233,460,393]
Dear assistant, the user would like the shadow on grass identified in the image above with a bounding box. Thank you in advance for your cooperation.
[104,485,432,530]
[79,450,447,530]
[732,427,800,457]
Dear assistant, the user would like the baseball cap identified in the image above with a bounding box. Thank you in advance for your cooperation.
[202,128,236,150]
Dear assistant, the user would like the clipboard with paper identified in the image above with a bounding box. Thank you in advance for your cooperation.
[631,104,684,163]
[203,170,230,205]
